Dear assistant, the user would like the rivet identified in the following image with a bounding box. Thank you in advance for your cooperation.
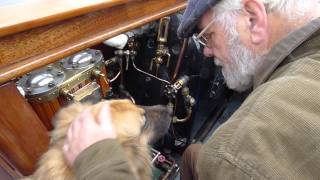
[48,82,55,87]
[57,71,64,76]
[26,87,32,94]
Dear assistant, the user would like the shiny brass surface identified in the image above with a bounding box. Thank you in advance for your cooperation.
[157,17,170,44]
[73,82,100,102]
[18,49,105,102]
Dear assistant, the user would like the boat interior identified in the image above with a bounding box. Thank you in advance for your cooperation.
[0,1,248,179]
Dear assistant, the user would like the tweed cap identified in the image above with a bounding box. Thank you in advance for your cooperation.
[177,0,221,38]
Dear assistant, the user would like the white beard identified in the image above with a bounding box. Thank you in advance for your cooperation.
[215,34,265,92]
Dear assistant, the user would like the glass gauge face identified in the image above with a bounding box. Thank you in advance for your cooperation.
[17,66,65,97]
[60,49,102,70]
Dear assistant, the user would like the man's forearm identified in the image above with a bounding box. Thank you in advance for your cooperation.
[74,139,136,180]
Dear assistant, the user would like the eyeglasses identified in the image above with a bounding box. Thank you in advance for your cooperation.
[192,18,215,47]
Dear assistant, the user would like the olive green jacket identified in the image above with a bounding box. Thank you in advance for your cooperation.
[74,18,320,180]
[74,139,137,180]
[198,18,320,180]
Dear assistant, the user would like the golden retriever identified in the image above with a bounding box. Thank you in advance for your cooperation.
[23,99,172,180]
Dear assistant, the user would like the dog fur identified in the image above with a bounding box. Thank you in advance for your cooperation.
[24,99,172,180]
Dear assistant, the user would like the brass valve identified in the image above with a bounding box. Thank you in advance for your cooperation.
[149,17,172,75]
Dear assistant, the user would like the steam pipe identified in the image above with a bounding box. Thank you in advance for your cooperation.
[172,38,188,82]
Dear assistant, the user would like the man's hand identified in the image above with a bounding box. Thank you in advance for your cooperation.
[63,104,117,166]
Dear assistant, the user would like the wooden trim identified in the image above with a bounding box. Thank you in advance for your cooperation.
[0,0,129,37]
[0,82,49,175]
[0,0,187,85]
[0,153,22,178]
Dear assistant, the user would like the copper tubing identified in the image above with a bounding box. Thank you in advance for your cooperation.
[172,38,188,82]
[172,108,192,123]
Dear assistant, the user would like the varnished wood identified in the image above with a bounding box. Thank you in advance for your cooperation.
[0,0,129,37]
[0,0,187,85]
[0,154,21,178]
[0,82,49,175]
[29,99,62,130]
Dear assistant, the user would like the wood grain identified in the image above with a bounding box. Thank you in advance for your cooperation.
[0,82,49,175]
[0,0,187,85]
[0,0,129,37]
[29,99,61,130]
[0,154,21,178]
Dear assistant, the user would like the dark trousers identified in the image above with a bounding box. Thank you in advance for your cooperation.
[180,144,202,180]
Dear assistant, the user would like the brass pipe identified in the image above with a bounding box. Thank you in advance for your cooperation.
[172,38,188,82]
[172,108,192,123]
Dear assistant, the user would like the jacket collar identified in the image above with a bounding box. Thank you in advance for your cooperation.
[253,17,320,89]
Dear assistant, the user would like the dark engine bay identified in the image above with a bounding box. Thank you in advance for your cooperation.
[16,13,249,179]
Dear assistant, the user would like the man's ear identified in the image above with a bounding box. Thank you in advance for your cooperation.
[243,0,268,44]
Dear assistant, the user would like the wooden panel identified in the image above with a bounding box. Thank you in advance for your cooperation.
[0,0,187,85]
[0,0,129,37]
[0,153,21,179]
[0,82,49,175]
[29,99,62,130]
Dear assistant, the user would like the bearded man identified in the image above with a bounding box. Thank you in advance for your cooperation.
[178,0,320,179]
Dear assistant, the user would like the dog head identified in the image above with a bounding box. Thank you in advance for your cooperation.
[139,104,172,144]
[90,100,173,180]
[88,99,172,145]
[51,99,172,144]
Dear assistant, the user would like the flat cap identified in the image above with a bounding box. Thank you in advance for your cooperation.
[177,0,221,38]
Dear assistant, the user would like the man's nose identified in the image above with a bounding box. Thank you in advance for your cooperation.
[203,46,214,57]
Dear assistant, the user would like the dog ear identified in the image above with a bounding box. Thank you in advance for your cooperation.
[140,105,172,144]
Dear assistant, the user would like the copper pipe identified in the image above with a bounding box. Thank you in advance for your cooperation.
[172,38,188,82]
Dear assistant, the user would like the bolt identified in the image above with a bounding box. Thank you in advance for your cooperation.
[209,91,216,98]
[57,71,64,76]
[189,97,196,106]
[25,87,32,94]
[182,87,189,96]
[145,77,151,82]
[48,82,55,87]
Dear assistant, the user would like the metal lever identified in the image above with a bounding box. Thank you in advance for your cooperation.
[92,69,110,98]
[60,89,75,101]
[114,50,133,71]
[157,17,170,44]
[150,17,172,74]
[125,53,130,71]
